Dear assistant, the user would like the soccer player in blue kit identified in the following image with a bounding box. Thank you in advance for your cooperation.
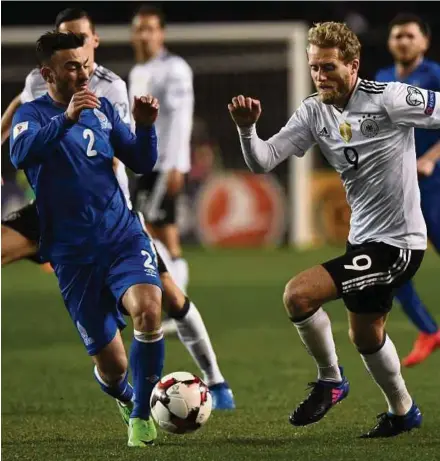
[376,14,440,367]
[10,31,163,447]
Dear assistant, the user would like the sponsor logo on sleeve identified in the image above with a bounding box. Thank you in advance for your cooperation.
[13,121,29,139]
[425,90,436,116]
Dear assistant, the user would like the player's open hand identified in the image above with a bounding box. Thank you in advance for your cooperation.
[132,95,159,127]
[65,89,100,122]
[228,95,261,128]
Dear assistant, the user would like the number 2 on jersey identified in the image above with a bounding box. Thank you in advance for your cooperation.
[83,129,97,157]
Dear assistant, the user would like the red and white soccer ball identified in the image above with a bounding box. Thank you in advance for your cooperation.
[150,371,212,434]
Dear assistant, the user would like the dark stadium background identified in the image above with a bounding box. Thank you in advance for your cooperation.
[3,2,439,177]
[2,1,439,244]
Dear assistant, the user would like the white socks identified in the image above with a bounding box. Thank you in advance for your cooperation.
[175,302,224,387]
[361,335,413,416]
[172,257,189,292]
[293,308,342,382]
[294,309,413,415]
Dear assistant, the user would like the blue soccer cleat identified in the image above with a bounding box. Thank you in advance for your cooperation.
[360,402,422,438]
[209,382,236,410]
[289,367,349,426]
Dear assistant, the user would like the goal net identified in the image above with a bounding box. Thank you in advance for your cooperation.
[2,22,323,247]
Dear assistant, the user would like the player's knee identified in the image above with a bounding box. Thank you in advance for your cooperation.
[283,276,313,318]
[130,296,162,332]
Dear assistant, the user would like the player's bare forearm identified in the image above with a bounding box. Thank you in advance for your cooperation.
[1,94,22,145]
[417,141,440,176]
[422,141,440,163]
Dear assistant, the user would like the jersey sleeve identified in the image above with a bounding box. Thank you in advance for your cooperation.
[106,98,158,174]
[159,59,194,172]
[238,101,316,173]
[101,78,131,126]
[383,82,440,129]
[10,103,73,169]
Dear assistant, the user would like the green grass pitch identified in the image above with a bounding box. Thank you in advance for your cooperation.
[2,246,439,460]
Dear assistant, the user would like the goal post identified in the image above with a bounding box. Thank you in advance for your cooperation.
[2,21,313,247]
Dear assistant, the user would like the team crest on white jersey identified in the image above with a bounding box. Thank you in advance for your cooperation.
[339,121,352,143]
[93,108,112,130]
[359,114,379,138]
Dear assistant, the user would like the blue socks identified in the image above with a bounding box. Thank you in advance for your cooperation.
[129,330,165,419]
[395,281,438,334]
[94,366,133,403]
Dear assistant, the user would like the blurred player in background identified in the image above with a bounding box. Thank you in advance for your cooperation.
[229,21,440,438]
[376,14,440,367]
[129,5,193,310]
[1,8,235,411]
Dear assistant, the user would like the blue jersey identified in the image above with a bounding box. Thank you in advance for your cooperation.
[10,94,158,264]
[376,59,440,188]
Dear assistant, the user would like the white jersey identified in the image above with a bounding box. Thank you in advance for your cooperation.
[239,79,440,250]
[20,64,133,207]
[129,49,194,173]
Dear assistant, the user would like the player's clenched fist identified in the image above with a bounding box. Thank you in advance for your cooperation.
[417,156,435,177]
[228,95,262,128]
[132,95,159,127]
[65,89,101,122]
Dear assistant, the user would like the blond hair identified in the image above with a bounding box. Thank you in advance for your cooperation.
[307,22,361,62]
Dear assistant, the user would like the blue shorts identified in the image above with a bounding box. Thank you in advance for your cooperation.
[420,187,440,253]
[53,234,162,355]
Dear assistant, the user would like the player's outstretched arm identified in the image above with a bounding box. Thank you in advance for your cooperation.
[110,95,159,174]
[228,95,314,173]
[228,95,277,173]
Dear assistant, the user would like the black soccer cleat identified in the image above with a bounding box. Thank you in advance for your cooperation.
[360,403,422,438]
[289,372,349,427]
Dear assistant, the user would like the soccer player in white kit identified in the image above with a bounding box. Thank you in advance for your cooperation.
[1,8,235,411]
[128,5,193,293]
[229,22,440,438]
